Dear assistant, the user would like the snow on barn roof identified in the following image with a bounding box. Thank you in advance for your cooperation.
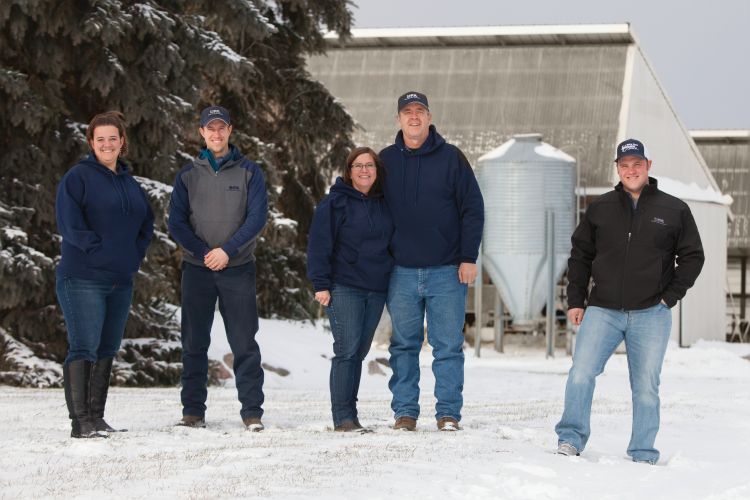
[654,176,732,206]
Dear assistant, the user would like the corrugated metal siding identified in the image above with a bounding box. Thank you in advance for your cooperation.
[308,44,627,187]
[694,140,750,251]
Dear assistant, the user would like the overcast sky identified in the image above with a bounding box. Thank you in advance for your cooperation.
[351,0,750,130]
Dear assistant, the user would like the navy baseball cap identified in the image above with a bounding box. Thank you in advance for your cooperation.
[397,91,429,112]
[614,139,648,162]
[200,105,231,127]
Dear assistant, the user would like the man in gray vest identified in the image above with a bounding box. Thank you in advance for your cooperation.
[168,105,268,430]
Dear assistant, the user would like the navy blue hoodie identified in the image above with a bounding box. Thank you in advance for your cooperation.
[307,177,394,293]
[56,154,155,284]
[379,125,484,267]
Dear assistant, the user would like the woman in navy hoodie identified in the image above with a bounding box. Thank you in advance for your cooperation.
[307,147,394,432]
[55,111,154,438]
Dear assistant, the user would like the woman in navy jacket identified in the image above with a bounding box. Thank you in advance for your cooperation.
[55,111,154,438]
[307,147,394,432]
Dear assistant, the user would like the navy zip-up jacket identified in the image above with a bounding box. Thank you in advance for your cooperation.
[168,145,268,267]
[56,154,155,284]
[307,178,394,293]
[379,125,484,267]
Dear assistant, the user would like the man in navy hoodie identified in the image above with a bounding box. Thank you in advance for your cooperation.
[168,106,268,431]
[379,92,484,431]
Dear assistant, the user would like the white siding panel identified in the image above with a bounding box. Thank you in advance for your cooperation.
[674,202,727,345]
[622,50,717,191]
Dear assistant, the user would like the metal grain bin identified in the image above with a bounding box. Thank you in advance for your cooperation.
[476,134,576,325]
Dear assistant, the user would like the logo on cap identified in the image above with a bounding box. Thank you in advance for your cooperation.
[614,138,648,162]
[200,105,231,127]
[397,91,429,112]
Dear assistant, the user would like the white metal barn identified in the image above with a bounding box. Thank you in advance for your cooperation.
[307,24,729,346]
[692,130,750,341]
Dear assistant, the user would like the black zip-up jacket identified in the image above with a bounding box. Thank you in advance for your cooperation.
[567,178,704,311]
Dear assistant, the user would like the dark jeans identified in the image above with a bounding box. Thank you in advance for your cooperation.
[180,261,264,420]
[56,277,133,364]
[325,284,386,427]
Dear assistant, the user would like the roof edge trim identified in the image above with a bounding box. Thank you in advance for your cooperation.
[324,23,634,47]
[690,130,750,140]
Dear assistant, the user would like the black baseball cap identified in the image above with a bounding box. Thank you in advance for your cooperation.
[397,91,429,112]
[200,105,231,127]
[614,139,648,162]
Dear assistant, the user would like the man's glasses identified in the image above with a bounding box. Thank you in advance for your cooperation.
[351,163,375,171]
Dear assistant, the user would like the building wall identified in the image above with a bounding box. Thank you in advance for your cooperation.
[621,48,718,190]
[619,49,728,345]
[308,44,627,187]
[695,139,750,251]
[673,201,728,345]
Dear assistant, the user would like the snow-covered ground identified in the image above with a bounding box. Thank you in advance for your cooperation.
[2,318,750,499]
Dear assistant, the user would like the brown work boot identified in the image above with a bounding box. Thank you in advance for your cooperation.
[334,420,361,432]
[437,417,461,431]
[393,416,417,431]
[177,415,206,428]
[243,417,265,432]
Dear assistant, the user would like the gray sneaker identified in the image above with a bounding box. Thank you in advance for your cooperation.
[557,442,579,456]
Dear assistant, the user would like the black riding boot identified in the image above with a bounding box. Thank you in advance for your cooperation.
[63,360,105,438]
[90,357,126,432]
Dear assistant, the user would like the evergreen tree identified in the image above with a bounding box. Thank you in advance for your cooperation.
[0,0,353,386]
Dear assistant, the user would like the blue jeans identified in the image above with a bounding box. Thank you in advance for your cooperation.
[555,304,672,463]
[325,284,386,427]
[387,265,467,421]
[180,261,264,421]
[56,277,133,364]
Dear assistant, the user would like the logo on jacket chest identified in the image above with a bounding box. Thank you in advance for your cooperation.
[227,185,241,192]
[651,217,666,226]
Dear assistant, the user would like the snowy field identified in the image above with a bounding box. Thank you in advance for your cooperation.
[2,318,750,500]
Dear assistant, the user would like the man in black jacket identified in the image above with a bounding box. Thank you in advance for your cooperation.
[555,139,704,464]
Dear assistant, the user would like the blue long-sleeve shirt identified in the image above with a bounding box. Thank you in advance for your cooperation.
[56,154,154,284]
[379,125,484,267]
[168,145,268,267]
